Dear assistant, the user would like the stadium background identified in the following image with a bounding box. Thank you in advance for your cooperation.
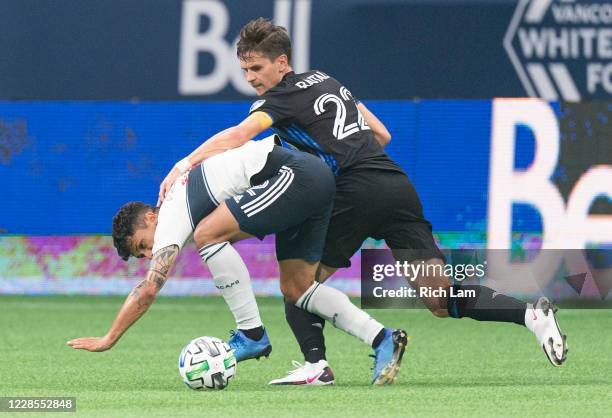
[1,2,611,416]
[1,0,610,298]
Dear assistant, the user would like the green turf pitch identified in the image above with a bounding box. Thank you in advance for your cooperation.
[1,296,610,417]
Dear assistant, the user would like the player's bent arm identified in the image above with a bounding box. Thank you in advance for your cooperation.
[67,245,179,352]
[357,102,391,147]
[158,112,273,206]
[105,245,180,343]
[182,112,273,168]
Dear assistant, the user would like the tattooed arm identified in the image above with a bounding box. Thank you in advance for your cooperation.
[67,245,179,352]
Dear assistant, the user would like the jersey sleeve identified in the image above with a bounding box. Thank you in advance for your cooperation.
[152,177,193,253]
[248,95,294,125]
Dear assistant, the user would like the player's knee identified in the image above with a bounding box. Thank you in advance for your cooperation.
[280,282,300,304]
[280,272,315,304]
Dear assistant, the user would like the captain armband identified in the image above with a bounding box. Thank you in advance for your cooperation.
[250,111,274,129]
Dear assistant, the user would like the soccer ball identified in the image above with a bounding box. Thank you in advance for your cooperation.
[178,336,236,390]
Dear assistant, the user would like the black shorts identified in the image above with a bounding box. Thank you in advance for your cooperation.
[321,167,444,268]
[226,146,335,261]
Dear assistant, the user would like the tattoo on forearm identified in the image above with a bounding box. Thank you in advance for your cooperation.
[129,280,151,308]
[145,245,179,291]
[129,280,150,307]
[149,269,166,290]
[127,245,179,309]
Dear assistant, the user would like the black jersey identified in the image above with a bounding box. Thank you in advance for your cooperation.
[248,70,404,176]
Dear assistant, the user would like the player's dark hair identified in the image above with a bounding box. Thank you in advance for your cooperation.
[237,17,292,63]
[112,202,155,261]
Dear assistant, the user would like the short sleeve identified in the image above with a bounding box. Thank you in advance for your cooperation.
[152,178,193,253]
[248,96,294,125]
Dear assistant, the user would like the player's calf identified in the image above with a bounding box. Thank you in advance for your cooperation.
[403,258,452,317]
[292,280,408,385]
[447,284,568,366]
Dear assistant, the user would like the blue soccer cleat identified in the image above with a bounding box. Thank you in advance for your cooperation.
[228,329,272,362]
[371,328,408,385]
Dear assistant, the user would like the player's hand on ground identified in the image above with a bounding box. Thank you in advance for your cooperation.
[67,336,114,352]
[158,167,181,206]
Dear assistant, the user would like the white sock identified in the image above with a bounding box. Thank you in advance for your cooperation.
[200,242,263,330]
[296,282,384,346]
[524,303,536,332]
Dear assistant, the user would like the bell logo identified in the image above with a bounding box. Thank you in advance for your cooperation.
[487,99,612,250]
[179,0,311,96]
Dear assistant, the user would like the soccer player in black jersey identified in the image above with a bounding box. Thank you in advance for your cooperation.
[159,18,567,385]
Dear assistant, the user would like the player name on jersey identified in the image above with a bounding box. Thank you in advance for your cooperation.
[295,71,330,89]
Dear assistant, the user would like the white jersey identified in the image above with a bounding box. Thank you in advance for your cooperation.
[152,136,276,253]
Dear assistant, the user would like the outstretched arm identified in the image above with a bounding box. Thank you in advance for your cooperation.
[67,245,179,352]
[157,112,273,206]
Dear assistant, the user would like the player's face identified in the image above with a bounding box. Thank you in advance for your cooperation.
[129,212,157,259]
[239,52,289,95]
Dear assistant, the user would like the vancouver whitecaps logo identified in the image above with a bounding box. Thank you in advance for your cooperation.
[504,0,612,101]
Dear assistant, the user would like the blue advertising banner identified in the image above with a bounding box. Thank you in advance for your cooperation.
[1,99,610,247]
[1,0,610,100]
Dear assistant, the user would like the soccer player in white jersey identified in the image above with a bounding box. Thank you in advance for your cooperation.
[68,136,408,386]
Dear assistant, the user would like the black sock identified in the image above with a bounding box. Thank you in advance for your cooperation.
[371,329,386,349]
[242,326,264,341]
[447,285,526,326]
[284,300,326,363]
